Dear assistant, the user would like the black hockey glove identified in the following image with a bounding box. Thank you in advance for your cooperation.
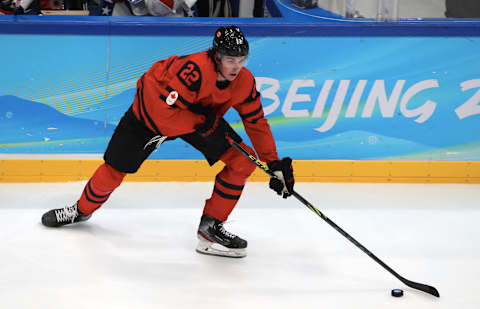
[267,158,294,198]
[194,109,220,137]
[195,115,241,144]
[182,107,242,165]
[193,107,241,144]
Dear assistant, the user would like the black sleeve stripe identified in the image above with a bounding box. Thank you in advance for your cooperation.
[135,83,146,124]
[249,116,262,124]
[213,186,241,200]
[242,89,260,104]
[139,77,162,135]
[165,57,175,70]
[240,106,263,121]
[215,175,245,191]
[177,94,193,108]
[159,94,179,109]
[241,80,260,105]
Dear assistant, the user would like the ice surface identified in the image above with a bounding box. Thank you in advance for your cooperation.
[1,182,479,309]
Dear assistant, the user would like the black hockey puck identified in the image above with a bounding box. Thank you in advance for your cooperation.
[391,289,404,297]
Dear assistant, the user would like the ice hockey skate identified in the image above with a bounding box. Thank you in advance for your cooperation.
[41,202,91,227]
[196,214,247,258]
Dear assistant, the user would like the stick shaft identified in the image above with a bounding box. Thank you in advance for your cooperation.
[230,141,439,297]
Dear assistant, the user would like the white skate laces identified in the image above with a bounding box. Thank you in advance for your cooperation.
[218,223,235,239]
[54,204,79,223]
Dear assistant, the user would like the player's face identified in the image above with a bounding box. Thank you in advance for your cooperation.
[216,55,247,82]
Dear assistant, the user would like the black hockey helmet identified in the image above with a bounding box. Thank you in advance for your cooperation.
[212,26,249,57]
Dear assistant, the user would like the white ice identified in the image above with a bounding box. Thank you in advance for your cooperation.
[1,181,479,309]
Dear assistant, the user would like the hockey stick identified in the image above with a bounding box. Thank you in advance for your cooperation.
[228,139,440,297]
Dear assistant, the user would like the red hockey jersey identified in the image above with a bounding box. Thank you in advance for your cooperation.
[132,51,279,163]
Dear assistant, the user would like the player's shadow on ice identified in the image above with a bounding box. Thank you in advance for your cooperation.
[38,220,127,237]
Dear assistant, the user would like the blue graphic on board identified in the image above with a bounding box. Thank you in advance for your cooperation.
[1,34,480,160]
[0,95,115,153]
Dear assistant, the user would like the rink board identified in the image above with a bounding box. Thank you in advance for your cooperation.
[1,15,479,183]
[1,159,479,183]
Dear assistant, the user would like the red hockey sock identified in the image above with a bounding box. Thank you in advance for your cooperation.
[203,143,256,221]
[77,163,126,215]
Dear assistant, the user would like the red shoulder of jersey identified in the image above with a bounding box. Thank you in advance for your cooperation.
[131,53,215,137]
[148,52,216,110]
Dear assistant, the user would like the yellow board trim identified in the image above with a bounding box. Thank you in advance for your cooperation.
[1,159,479,183]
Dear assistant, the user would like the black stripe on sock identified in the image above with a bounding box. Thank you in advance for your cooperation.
[83,186,109,204]
[87,181,111,199]
[215,175,244,191]
[213,186,241,200]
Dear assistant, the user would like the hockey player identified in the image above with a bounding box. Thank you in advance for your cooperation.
[41,26,295,258]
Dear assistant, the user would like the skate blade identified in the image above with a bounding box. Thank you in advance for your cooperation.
[196,237,246,258]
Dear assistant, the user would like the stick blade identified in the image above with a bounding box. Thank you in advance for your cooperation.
[404,279,440,297]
